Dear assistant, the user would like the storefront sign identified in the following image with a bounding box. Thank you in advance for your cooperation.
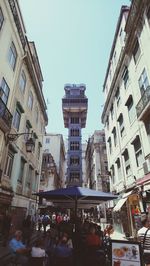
[111,240,142,266]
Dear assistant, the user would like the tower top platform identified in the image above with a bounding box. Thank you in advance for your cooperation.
[62,83,88,128]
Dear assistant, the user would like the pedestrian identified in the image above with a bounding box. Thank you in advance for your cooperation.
[31,238,46,257]
[38,214,43,232]
[9,230,30,266]
[138,216,150,266]
[42,214,50,234]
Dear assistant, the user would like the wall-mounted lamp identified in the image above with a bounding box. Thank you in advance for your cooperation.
[6,132,35,153]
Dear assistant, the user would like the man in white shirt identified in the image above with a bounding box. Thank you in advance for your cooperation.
[138,217,150,266]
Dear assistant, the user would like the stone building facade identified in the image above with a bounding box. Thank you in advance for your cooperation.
[0,0,48,230]
[40,134,66,192]
[85,130,109,192]
[101,1,150,236]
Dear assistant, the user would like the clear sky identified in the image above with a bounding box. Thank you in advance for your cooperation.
[19,0,130,141]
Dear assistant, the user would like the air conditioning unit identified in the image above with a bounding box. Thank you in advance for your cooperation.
[143,161,149,175]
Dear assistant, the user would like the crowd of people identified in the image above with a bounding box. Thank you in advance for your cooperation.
[7,212,114,266]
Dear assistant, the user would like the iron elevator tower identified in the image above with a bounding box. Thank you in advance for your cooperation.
[62,84,88,187]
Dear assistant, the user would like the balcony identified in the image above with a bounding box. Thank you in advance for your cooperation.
[136,86,150,119]
[0,97,13,133]
[62,98,88,111]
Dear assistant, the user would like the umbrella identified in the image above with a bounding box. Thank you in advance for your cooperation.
[35,186,117,265]
[35,186,117,222]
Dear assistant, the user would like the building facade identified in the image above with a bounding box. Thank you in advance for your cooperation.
[62,84,88,187]
[0,0,48,230]
[101,1,150,236]
[85,130,109,192]
[40,134,66,192]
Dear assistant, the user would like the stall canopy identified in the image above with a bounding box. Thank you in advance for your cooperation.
[35,186,118,213]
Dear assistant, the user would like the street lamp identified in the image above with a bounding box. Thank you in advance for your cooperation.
[6,132,35,153]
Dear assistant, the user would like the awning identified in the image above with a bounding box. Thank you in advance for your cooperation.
[122,190,133,198]
[136,173,150,186]
[113,198,127,212]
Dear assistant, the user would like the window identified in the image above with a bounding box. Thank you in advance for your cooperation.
[112,127,117,146]
[46,138,50,144]
[133,40,141,64]
[0,7,4,31]
[114,51,117,66]
[70,172,80,182]
[24,121,31,141]
[18,158,25,183]
[107,137,112,154]
[70,129,79,136]
[26,165,33,188]
[0,78,10,104]
[118,114,125,137]
[147,7,150,25]
[70,156,80,166]
[123,149,131,176]
[37,142,41,159]
[122,66,129,89]
[110,105,114,120]
[4,150,14,178]
[125,95,136,124]
[35,107,39,124]
[106,116,109,129]
[119,28,125,45]
[40,123,44,134]
[103,147,107,154]
[70,141,80,150]
[115,87,121,106]
[33,172,38,191]
[13,108,21,131]
[104,161,108,172]
[111,165,115,184]
[138,68,149,95]
[109,68,112,81]
[116,158,121,179]
[28,91,33,110]
[19,70,26,93]
[8,42,17,70]
[132,136,144,167]
[70,117,79,124]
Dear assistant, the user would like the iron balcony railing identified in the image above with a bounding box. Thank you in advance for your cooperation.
[62,98,88,107]
[136,86,150,118]
[0,97,13,130]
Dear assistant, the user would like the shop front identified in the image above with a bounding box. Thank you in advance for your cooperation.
[113,189,143,238]
[136,173,150,215]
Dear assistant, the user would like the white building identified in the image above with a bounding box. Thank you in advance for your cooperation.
[101,1,150,236]
[0,0,48,230]
[40,134,66,190]
[85,130,109,191]
[82,143,87,187]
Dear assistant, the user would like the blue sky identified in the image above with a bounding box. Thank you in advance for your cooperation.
[19,0,130,141]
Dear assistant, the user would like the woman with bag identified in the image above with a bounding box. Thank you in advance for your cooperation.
[138,217,150,266]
